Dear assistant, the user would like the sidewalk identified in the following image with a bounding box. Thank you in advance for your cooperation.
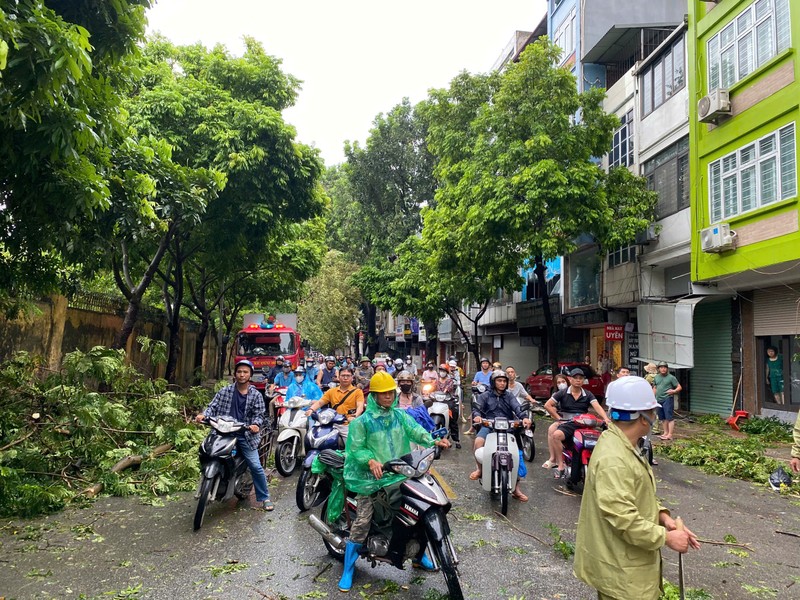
[647,412,799,599]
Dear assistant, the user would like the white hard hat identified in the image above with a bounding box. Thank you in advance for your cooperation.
[606,376,659,413]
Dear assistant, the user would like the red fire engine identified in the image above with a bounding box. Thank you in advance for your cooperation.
[234,313,303,392]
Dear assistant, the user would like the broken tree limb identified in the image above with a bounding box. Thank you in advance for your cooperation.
[81,443,173,498]
[493,510,550,546]
[0,429,35,452]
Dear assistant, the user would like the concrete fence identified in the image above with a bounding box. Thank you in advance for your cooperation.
[0,294,220,386]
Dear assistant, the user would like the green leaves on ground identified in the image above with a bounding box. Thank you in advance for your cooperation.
[545,523,575,559]
[660,580,713,599]
[0,345,209,517]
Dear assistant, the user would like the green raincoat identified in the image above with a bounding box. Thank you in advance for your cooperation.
[343,394,435,496]
[574,422,669,600]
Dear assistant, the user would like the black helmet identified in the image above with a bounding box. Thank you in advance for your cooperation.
[769,467,792,491]
[490,369,509,388]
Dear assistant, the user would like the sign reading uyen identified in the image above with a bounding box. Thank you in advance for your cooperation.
[604,324,624,341]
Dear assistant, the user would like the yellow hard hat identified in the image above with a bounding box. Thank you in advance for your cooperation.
[370,371,397,393]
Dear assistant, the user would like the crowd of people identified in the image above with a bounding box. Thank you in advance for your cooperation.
[197,352,700,598]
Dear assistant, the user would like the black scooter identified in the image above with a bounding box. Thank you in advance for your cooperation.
[308,447,464,600]
[194,416,254,531]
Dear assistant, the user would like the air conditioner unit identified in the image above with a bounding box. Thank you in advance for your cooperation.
[698,89,731,123]
[700,223,736,253]
[635,225,659,245]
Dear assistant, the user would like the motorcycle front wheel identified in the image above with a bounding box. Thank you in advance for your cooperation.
[193,476,215,531]
[432,535,464,600]
[275,439,298,477]
[521,434,535,463]
[296,468,324,512]
[500,469,509,516]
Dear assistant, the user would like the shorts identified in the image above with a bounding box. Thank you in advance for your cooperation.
[657,396,674,421]
[476,426,492,440]
[557,421,580,442]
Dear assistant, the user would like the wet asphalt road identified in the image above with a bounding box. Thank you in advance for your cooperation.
[2,418,800,599]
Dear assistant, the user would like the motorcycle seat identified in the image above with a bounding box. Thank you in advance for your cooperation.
[319,449,345,469]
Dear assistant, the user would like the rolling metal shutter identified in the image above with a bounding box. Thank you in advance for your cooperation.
[689,299,733,415]
[753,288,800,335]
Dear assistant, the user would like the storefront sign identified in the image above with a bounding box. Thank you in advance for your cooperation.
[605,324,624,341]
[627,332,639,375]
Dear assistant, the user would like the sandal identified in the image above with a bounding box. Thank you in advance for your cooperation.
[541,460,555,469]
[469,470,482,481]
[554,469,565,479]
[512,490,529,502]
[257,500,274,511]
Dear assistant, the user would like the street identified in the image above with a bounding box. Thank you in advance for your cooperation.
[2,421,800,599]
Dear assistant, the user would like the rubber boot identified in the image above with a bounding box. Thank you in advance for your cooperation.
[338,541,362,592]
[412,550,437,571]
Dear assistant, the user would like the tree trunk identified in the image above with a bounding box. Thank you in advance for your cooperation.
[193,314,210,385]
[113,299,141,351]
[164,240,184,384]
[424,318,438,364]
[366,302,378,356]
[534,255,558,368]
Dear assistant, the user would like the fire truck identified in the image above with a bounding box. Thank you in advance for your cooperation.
[234,313,304,392]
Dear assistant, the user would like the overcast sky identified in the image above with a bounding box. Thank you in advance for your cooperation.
[146,0,546,166]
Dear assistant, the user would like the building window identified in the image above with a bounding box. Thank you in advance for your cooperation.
[568,249,600,309]
[643,137,690,219]
[608,245,637,268]
[707,0,791,91]
[708,123,796,223]
[759,336,800,407]
[641,35,686,116]
[553,9,575,63]
[609,110,634,168]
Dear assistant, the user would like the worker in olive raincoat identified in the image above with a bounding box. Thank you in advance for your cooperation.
[574,376,700,600]
[338,371,449,593]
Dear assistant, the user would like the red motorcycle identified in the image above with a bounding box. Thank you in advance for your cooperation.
[561,413,605,492]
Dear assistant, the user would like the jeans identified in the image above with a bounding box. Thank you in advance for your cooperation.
[238,439,270,502]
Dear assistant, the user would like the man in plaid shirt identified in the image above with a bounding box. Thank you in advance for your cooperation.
[196,359,273,510]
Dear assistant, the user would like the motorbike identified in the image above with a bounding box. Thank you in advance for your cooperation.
[474,417,529,515]
[423,385,454,445]
[275,395,314,477]
[638,431,655,465]
[296,407,347,511]
[517,399,537,463]
[308,447,464,600]
[560,413,605,492]
[193,416,254,531]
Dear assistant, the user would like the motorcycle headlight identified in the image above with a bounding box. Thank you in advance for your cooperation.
[286,396,309,408]
[433,393,446,401]
[214,420,236,433]
[395,464,416,478]
[493,417,509,431]
[317,410,334,425]
[416,458,432,476]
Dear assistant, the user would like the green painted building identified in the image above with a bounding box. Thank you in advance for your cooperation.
[688,0,799,419]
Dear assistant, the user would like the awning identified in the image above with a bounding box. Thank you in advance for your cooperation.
[636,297,727,369]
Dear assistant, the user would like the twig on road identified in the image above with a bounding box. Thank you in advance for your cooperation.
[247,586,279,599]
[312,562,331,582]
[696,538,754,551]
[776,530,800,539]
[493,511,549,546]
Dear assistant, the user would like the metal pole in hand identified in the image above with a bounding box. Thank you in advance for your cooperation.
[675,516,686,600]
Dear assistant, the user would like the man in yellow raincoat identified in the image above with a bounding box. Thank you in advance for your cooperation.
[574,376,700,599]
[338,371,449,593]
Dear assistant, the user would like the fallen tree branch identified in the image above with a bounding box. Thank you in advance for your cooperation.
[99,427,156,435]
[493,511,550,546]
[81,444,173,498]
[776,530,800,539]
[312,562,331,583]
[0,429,35,452]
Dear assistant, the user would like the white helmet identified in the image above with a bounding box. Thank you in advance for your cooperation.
[606,376,659,415]
[448,359,457,368]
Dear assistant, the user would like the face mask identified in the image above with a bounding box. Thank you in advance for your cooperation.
[283,367,291,372]
[439,371,447,378]
[557,382,568,391]
[294,376,304,383]
[405,360,411,364]
[399,383,413,393]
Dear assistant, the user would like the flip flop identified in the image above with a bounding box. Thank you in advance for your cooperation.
[541,460,555,469]
[512,490,529,502]
[469,470,481,480]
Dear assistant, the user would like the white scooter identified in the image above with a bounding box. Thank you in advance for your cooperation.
[474,417,525,516]
[275,396,313,477]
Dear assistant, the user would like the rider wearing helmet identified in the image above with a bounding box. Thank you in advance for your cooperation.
[404,355,418,377]
[266,355,285,385]
[355,356,374,390]
[575,376,699,599]
[469,369,531,501]
[316,356,339,390]
[305,366,364,439]
[392,358,405,379]
[420,361,438,383]
[195,359,273,510]
[546,367,611,480]
[338,371,449,592]
[471,357,493,387]
[272,359,294,389]
[305,356,318,384]
[286,365,323,402]
[434,363,460,448]
[396,371,422,409]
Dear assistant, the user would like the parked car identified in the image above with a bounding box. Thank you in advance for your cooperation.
[525,363,605,401]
